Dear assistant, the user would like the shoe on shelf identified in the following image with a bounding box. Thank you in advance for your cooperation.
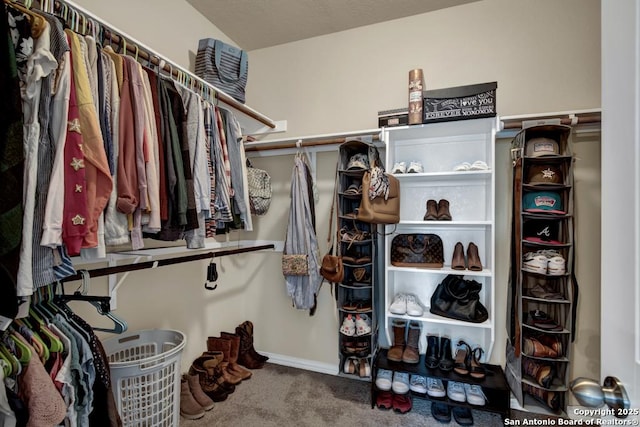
[464,383,487,406]
[523,336,561,359]
[453,162,472,171]
[405,294,424,317]
[528,283,564,300]
[343,357,358,375]
[392,392,412,414]
[358,358,371,378]
[467,242,483,271]
[392,371,410,394]
[389,293,407,315]
[447,381,466,403]
[375,369,393,391]
[451,241,466,270]
[425,335,440,369]
[423,199,438,221]
[402,321,421,364]
[426,377,446,398]
[438,337,454,372]
[452,406,474,426]
[522,252,549,274]
[407,161,424,173]
[547,254,566,276]
[469,160,490,170]
[436,199,452,221]
[453,340,471,376]
[388,319,407,362]
[523,357,555,388]
[391,162,406,174]
[523,382,560,411]
[339,314,356,336]
[355,314,372,336]
[431,401,452,423]
[376,390,393,410]
[469,347,486,380]
[409,374,427,394]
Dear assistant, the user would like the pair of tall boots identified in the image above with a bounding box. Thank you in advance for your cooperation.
[388,320,420,364]
[207,334,253,385]
[180,373,215,420]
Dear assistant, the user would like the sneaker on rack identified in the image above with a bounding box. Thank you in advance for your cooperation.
[375,369,393,391]
[409,374,427,394]
[405,294,424,317]
[522,252,548,274]
[426,377,446,398]
[392,371,410,394]
[407,161,424,173]
[447,381,466,402]
[464,383,487,406]
[389,293,407,315]
[391,162,406,174]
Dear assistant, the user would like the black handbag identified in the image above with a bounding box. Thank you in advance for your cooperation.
[390,234,444,268]
[430,274,489,323]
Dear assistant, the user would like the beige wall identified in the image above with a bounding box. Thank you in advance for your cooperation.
[69,0,601,392]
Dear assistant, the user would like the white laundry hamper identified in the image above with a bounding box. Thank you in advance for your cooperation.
[104,329,186,427]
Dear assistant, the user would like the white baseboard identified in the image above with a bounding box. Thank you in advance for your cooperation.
[260,351,339,376]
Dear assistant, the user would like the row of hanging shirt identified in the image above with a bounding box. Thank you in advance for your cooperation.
[0,286,121,427]
[0,1,254,305]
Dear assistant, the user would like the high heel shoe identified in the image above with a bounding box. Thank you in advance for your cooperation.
[453,340,471,376]
[469,347,486,379]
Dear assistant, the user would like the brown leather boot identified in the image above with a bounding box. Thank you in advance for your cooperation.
[220,332,253,380]
[180,377,205,420]
[437,199,452,220]
[451,241,466,270]
[522,358,555,388]
[205,339,243,385]
[185,373,214,411]
[387,319,406,362]
[423,199,438,220]
[235,326,266,369]
[402,321,420,364]
[523,382,560,410]
[238,321,269,363]
[188,353,230,402]
[466,242,483,271]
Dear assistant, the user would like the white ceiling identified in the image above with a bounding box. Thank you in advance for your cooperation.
[186,0,481,50]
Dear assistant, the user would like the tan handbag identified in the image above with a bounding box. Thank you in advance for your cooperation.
[357,170,400,224]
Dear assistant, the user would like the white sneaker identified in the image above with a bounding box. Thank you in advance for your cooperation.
[389,293,407,315]
[464,383,486,406]
[407,161,424,173]
[547,255,566,275]
[469,160,490,170]
[392,371,410,394]
[426,377,446,398]
[522,252,548,274]
[375,369,393,391]
[405,294,424,317]
[391,162,406,174]
[453,162,472,171]
[355,314,372,336]
[447,381,466,402]
[409,375,427,394]
[339,314,356,336]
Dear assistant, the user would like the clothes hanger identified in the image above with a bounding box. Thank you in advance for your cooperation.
[72,270,128,334]
[0,342,19,375]
[0,353,11,377]
[204,255,218,290]
[29,289,64,353]
[7,329,32,364]
[4,0,46,38]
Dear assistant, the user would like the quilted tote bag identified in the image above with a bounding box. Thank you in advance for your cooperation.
[195,38,248,103]
[390,234,444,268]
[246,160,272,216]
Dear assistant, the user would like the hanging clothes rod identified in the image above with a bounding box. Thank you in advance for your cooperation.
[500,110,601,130]
[245,129,382,152]
[59,244,274,283]
[43,0,276,129]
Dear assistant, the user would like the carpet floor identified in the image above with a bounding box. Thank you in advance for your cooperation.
[179,363,507,427]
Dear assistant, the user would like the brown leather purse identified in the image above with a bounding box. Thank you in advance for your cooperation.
[356,170,400,224]
[320,166,344,284]
[390,234,444,268]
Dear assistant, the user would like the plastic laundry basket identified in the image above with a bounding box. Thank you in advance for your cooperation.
[104,329,186,427]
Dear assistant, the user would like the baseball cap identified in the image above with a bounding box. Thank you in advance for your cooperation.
[346,153,369,170]
[523,191,565,214]
[525,137,560,157]
[523,219,562,244]
[526,164,564,185]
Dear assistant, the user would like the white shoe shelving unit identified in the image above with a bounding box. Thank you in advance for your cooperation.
[381,117,498,360]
